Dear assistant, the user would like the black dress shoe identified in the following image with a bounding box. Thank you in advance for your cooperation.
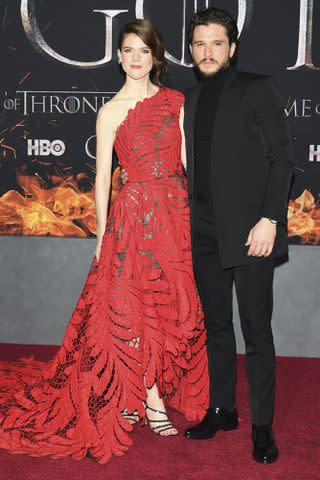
[184,407,238,440]
[252,424,279,464]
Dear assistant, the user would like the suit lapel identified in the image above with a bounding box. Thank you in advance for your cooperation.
[219,65,238,97]
[184,84,201,195]
[184,67,239,196]
[211,66,239,165]
[211,66,238,138]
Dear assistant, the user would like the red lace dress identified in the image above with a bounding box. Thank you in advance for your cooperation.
[0,87,209,464]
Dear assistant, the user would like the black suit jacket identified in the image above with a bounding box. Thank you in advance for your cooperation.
[184,66,294,268]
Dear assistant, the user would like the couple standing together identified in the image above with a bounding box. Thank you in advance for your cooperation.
[0,7,293,466]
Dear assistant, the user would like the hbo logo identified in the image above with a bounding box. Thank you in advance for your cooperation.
[27,139,66,156]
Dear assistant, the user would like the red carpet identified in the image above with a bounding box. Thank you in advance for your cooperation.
[0,344,319,480]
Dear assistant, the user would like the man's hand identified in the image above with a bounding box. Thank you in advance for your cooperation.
[245,218,277,257]
[120,168,128,185]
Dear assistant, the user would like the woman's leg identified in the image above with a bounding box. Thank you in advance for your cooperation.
[145,383,178,436]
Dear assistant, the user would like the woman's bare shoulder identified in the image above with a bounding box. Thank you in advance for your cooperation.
[97,93,130,123]
[98,96,117,117]
[96,98,121,134]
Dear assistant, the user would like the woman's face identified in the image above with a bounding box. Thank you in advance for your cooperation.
[118,33,154,81]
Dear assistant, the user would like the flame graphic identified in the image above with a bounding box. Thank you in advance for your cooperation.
[0,168,122,237]
[288,189,320,244]
[0,167,319,243]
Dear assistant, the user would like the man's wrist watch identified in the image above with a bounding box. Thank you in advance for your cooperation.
[267,217,278,225]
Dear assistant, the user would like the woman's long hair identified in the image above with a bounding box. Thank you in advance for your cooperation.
[118,19,168,86]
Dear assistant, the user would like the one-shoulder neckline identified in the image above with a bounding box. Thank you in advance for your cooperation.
[114,87,163,141]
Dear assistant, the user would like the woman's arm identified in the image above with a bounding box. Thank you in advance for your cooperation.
[179,105,187,171]
[94,106,115,260]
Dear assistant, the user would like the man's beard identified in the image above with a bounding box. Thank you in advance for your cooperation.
[194,58,230,80]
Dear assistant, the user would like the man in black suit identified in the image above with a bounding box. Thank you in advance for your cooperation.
[183,7,294,464]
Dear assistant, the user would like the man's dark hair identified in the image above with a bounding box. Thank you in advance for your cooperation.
[187,7,238,45]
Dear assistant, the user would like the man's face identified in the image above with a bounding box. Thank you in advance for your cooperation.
[189,23,236,78]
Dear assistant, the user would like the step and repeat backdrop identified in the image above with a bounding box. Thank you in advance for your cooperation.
[0,0,319,243]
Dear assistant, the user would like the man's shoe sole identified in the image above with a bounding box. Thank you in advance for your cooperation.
[184,423,238,440]
[252,450,279,464]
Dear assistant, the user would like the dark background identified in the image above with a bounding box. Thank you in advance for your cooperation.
[0,0,319,242]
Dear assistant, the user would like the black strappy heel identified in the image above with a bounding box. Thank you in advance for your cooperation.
[122,408,139,425]
[145,404,178,436]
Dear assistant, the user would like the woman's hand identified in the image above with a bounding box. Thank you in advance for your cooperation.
[95,237,103,261]
[120,167,128,184]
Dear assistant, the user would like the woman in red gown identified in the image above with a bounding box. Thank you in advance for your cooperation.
[0,19,208,463]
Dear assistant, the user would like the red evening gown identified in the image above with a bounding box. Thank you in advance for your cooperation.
[0,87,209,464]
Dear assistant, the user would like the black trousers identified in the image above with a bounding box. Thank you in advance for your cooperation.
[192,202,275,425]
